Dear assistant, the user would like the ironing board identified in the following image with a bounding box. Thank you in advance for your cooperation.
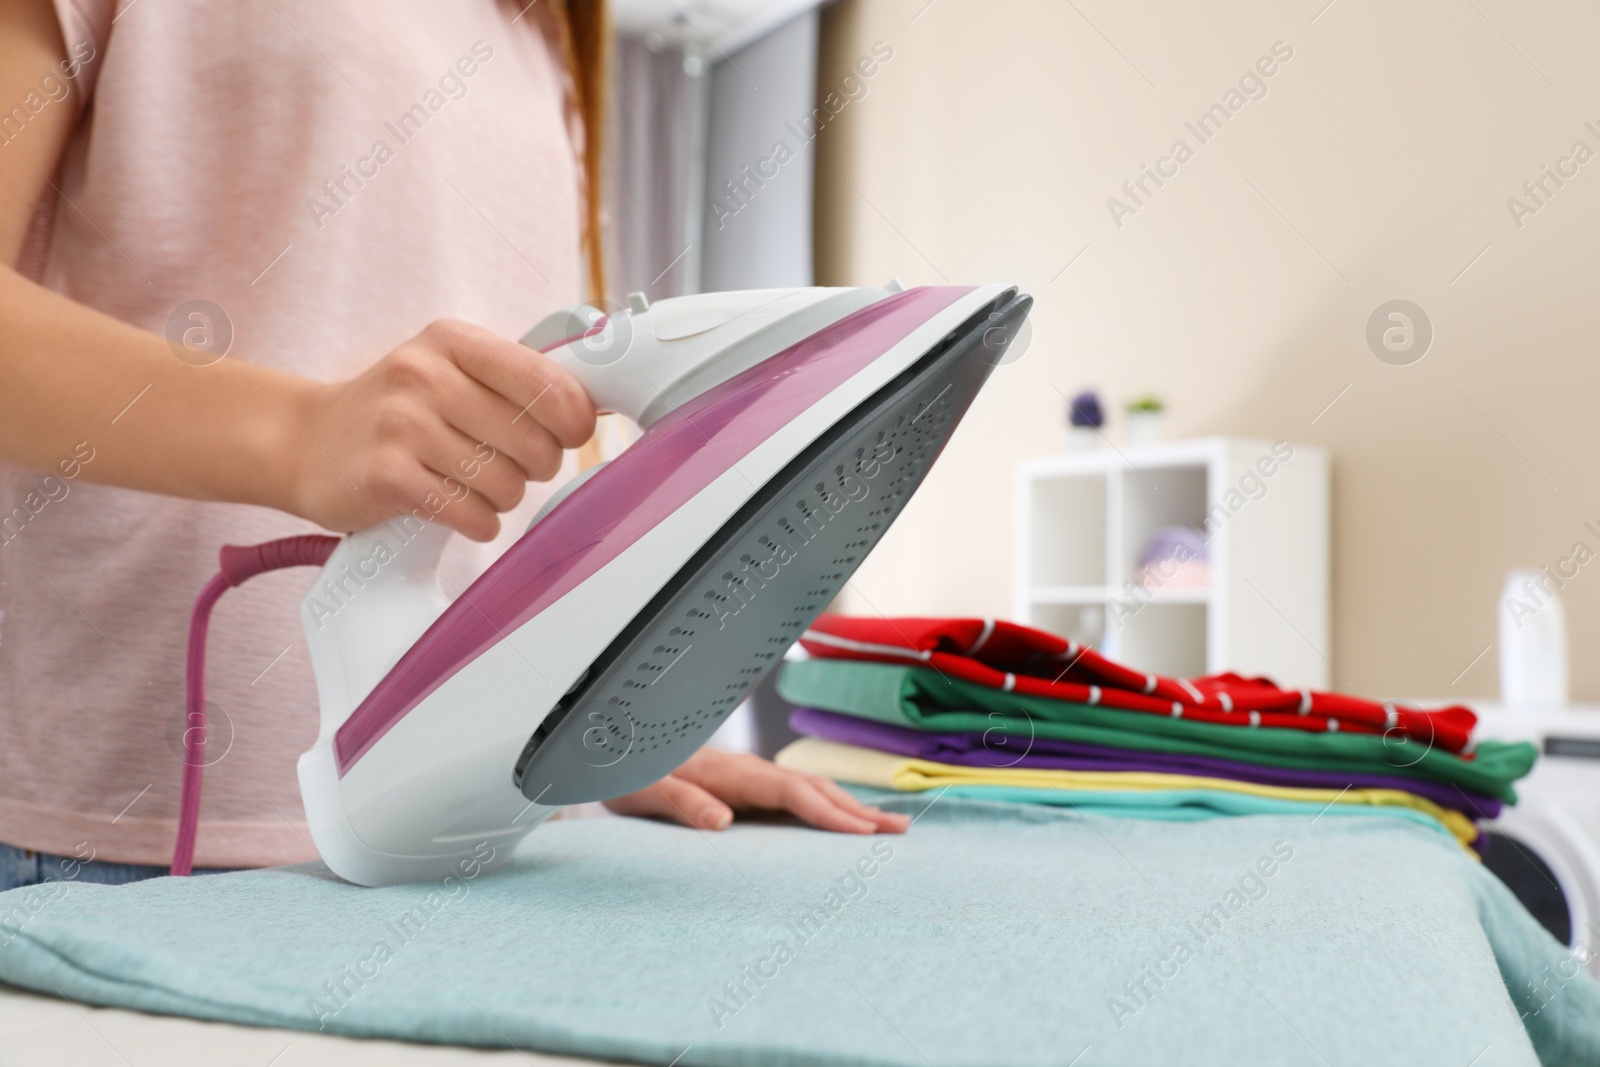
[1,794,1595,1067]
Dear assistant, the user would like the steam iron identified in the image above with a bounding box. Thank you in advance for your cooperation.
[179,283,1031,885]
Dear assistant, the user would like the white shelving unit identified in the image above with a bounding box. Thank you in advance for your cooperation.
[1014,437,1330,688]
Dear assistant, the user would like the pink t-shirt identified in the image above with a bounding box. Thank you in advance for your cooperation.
[0,0,584,866]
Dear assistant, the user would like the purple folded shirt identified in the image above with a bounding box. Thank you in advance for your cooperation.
[789,706,1501,820]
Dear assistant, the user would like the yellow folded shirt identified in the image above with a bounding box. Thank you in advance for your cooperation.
[776,736,1480,848]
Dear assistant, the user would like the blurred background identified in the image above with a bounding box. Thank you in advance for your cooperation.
[606,0,1600,707]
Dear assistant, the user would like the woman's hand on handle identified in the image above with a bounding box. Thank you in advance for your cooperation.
[290,319,596,541]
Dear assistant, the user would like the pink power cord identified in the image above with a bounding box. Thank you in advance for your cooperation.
[171,534,341,876]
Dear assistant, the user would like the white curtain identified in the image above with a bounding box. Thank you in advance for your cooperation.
[607,10,818,301]
[605,36,696,300]
[698,11,818,293]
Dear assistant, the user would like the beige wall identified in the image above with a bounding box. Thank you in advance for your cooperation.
[814,0,1600,700]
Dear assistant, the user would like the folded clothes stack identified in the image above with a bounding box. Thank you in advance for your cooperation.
[774,616,1539,854]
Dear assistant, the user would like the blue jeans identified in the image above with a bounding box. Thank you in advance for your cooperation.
[0,843,233,892]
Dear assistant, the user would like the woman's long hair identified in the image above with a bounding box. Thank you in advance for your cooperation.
[548,0,609,304]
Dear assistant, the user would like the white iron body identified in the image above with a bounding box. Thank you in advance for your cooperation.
[296,283,1014,886]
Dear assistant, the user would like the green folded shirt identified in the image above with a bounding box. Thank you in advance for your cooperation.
[777,660,1536,803]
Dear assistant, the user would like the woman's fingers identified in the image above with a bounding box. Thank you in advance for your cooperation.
[359,443,502,543]
[294,318,594,538]
[424,319,596,448]
[808,775,911,833]
[671,749,909,835]
[603,750,912,836]
[430,362,568,487]
[774,776,879,834]
[603,774,735,831]
[396,413,518,542]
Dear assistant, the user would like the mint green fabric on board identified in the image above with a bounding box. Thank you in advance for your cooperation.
[937,784,1464,840]
[777,660,1537,802]
[0,794,1595,1066]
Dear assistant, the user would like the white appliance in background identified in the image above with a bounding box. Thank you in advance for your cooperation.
[1499,569,1570,709]
[1470,703,1600,976]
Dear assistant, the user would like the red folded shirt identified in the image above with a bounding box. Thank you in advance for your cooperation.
[797,615,1477,754]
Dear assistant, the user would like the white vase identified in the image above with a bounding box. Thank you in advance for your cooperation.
[1064,425,1101,451]
[1126,411,1164,445]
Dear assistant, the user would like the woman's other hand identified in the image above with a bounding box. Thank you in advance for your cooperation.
[604,748,912,834]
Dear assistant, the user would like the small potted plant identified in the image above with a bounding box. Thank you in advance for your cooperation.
[1065,390,1103,451]
[1125,394,1165,445]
